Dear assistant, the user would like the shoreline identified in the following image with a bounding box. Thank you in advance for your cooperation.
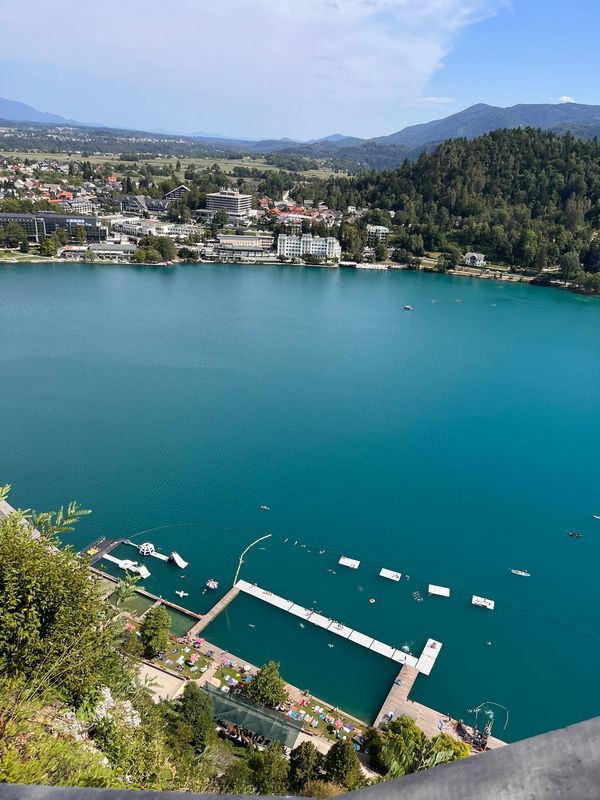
[3,255,598,297]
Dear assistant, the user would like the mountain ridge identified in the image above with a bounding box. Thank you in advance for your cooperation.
[3,97,600,169]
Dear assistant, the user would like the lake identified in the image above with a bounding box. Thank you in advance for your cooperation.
[1,261,599,742]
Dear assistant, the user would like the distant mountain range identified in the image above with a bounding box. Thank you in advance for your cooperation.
[0,97,76,126]
[371,102,600,149]
[3,96,600,169]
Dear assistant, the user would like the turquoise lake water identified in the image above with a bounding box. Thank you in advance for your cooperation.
[1,262,600,742]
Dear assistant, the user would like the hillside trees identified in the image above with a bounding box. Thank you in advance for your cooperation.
[0,489,128,708]
[246,660,287,708]
[139,605,171,658]
[303,129,600,270]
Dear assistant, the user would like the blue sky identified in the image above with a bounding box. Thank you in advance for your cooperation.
[0,0,598,140]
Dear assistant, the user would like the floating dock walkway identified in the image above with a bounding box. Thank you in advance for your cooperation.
[187,585,241,638]
[374,663,507,749]
[235,580,442,675]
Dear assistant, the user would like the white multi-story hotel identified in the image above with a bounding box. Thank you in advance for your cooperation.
[206,188,252,216]
[366,224,390,243]
[277,233,341,261]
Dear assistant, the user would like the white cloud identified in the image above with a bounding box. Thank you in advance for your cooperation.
[560,95,576,104]
[0,0,505,138]
[408,96,456,107]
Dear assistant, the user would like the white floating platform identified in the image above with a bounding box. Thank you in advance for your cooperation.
[289,604,313,619]
[348,630,374,648]
[472,595,495,610]
[238,582,262,598]
[379,568,402,581]
[391,650,408,664]
[262,593,293,611]
[339,556,361,569]
[423,638,443,657]
[416,654,436,676]
[329,622,353,638]
[103,553,151,579]
[235,580,441,676]
[416,639,443,675]
[310,613,332,629]
[370,640,396,658]
[428,584,450,597]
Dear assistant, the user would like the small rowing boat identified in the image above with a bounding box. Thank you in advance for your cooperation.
[404,305,413,311]
[260,505,270,511]
[510,569,530,577]
[568,531,583,539]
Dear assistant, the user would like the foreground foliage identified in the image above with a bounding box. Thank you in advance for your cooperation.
[367,715,470,777]
[246,660,287,709]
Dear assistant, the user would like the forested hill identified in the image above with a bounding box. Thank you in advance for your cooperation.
[299,128,600,270]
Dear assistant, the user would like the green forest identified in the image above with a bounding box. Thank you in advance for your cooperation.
[299,129,600,275]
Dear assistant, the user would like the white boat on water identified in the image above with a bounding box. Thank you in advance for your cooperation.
[206,578,219,590]
[404,305,413,311]
[175,590,189,598]
[510,568,531,577]
[260,505,270,510]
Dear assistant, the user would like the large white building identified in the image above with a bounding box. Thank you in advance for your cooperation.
[277,233,341,261]
[366,224,390,244]
[206,189,252,216]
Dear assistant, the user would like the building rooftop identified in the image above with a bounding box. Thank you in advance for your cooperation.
[204,683,303,749]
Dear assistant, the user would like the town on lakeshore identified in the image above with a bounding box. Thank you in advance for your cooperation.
[1,149,598,295]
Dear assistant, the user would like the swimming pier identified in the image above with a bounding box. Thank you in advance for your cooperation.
[235,579,442,674]
[374,663,507,749]
[187,585,241,638]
